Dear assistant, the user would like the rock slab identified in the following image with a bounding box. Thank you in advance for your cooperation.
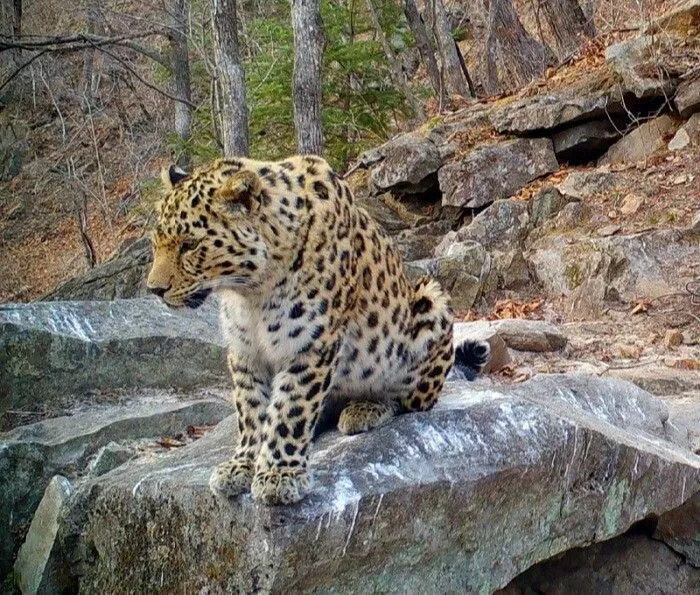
[439,138,558,209]
[0,298,227,413]
[57,374,700,593]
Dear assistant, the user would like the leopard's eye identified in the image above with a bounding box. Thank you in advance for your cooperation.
[179,238,201,254]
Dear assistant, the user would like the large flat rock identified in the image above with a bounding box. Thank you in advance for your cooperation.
[57,374,700,593]
[0,298,227,413]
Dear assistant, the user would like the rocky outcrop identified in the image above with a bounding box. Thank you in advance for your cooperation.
[369,134,443,194]
[43,236,152,301]
[50,374,699,593]
[0,298,227,414]
[0,395,233,583]
[439,139,558,208]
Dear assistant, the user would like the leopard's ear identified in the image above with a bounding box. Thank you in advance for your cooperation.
[215,170,262,211]
[161,165,189,190]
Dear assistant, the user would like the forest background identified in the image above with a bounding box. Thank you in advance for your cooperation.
[0,0,678,301]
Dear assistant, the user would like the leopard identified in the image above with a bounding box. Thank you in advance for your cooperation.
[146,155,489,505]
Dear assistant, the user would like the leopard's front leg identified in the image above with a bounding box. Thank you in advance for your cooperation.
[251,349,336,505]
[209,353,270,497]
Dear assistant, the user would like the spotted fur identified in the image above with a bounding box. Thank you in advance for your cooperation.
[147,155,487,505]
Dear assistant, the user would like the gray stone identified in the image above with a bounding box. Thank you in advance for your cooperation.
[557,169,617,200]
[14,476,73,595]
[675,77,700,118]
[406,242,488,310]
[499,532,699,594]
[568,277,608,320]
[90,442,135,477]
[0,396,233,580]
[599,115,679,165]
[43,236,151,301]
[606,36,677,98]
[655,492,700,566]
[455,320,567,353]
[605,366,700,396]
[668,112,700,150]
[529,186,567,226]
[354,193,419,234]
[552,119,621,160]
[395,220,453,261]
[553,201,587,229]
[527,229,697,308]
[439,138,558,209]
[369,134,442,194]
[56,374,700,593]
[0,298,227,414]
[441,199,531,249]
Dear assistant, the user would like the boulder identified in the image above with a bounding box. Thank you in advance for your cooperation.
[438,199,531,250]
[455,319,567,353]
[668,112,700,150]
[395,220,453,261]
[599,115,679,165]
[0,396,233,580]
[406,242,488,310]
[552,119,621,162]
[0,298,227,413]
[43,236,152,301]
[605,36,677,99]
[675,77,700,118]
[557,169,617,200]
[529,186,568,226]
[354,193,420,234]
[439,139,558,209]
[55,374,700,593]
[527,229,698,316]
[369,134,442,194]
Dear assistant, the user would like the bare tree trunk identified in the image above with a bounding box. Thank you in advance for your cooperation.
[432,0,471,98]
[1,0,23,99]
[82,3,100,109]
[170,0,193,169]
[365,0,422,117]
[291,0,324,155]
[212,0,249,156]
[402,0,443,103]
[538,0,594,58]
[484,0,554,93]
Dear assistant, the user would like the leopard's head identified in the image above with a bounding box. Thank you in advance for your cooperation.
[146,162,273,308]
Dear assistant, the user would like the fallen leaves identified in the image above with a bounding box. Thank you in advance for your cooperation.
[630,298,653,315]
[156,424,215,449]
[457,298,545,322]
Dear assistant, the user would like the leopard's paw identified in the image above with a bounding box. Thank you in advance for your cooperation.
[251,467,311,505]
[209,458,254,498]
[338,401,394,435]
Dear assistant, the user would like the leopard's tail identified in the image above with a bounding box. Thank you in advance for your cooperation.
[451,340,490,381]
[410,276,452,356]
